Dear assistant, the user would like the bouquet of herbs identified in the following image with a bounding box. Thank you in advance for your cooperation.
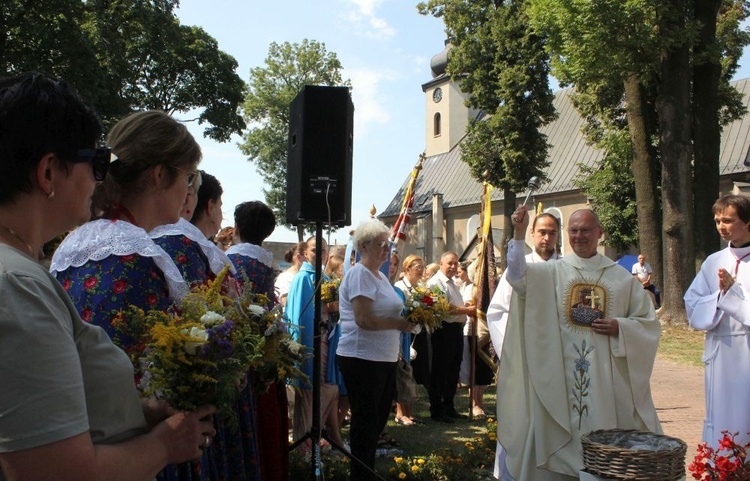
[111,268,307,420]
[689,431,750,480]
[229,287,309,391]
[320,277,341,303]
[404,285,451,333]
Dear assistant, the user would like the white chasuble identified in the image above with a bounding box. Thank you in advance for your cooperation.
[685,245,750,449]
[498,253,661,480]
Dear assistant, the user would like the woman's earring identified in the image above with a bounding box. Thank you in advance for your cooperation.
[46,191,55,199]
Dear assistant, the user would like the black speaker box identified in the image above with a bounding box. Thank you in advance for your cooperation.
[286,85,353,226]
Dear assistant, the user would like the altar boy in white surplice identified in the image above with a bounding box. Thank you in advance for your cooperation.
[498,206,662,481]
[685,194,750,450]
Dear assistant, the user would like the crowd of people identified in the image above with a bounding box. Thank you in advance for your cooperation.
[2,71,750,481]
[0,72,291,481]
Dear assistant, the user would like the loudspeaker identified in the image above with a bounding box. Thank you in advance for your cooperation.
[286,85,353,226]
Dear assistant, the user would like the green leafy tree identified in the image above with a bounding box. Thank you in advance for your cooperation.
[82,0,245,140]
[417,0,557,266]
[692,0,749,263]
[529,0,749,323]
[573,131,639,253]
[529,0,665,298]
[2,0,245,141]
[1,0,106,108]
[239,40,351,239]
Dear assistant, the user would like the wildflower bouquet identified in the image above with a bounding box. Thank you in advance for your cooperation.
[689,431,750,480]
[229,287,309,391]
[111,269,264,420]
[320,277,341,303]
[404,285,451,333]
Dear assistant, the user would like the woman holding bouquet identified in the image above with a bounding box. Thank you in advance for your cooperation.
[50,110,196,338]
[226,200,289,481]
[393,254,426,425]
[0,73,216,481]
[336,219,416,481]
[50,111,261,481]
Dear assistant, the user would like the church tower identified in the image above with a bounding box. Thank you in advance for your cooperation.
[422,41,479,157]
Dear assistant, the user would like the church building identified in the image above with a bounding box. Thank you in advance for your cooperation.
[378,42,750,264]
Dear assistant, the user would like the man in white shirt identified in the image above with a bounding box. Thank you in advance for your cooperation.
[631,254,661,309]
[425,251,476,423]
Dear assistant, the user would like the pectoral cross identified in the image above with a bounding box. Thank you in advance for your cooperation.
[586,288,600,308]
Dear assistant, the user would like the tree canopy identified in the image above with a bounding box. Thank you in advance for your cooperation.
[2,0,245,141]
[239,39,351,235]
[417,0,557,262]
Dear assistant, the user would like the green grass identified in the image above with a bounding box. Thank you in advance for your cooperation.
[657,324,705,367]
[377,385,496,459]
[289,327,705,479]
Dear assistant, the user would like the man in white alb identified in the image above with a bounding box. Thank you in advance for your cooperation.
[497,205,661,481]
[487,212,561,480]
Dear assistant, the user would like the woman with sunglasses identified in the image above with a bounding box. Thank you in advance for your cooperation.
[335,219,416,481]
[0,73,216,481]
[50,111,231,481]
[51,110,195,339]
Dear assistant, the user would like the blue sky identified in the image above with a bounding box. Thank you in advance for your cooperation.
[175,0,447,243]
[175,1,750,244]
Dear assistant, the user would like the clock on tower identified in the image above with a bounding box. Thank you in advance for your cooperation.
[432,87,443,103]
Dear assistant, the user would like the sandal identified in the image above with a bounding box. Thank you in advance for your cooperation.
[378,432,402,448]
[395,416,416,426]
[408,416,425,425]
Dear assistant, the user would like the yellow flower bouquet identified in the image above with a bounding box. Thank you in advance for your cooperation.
[404,285,451,333]
[111,268,308,419]
[320,277,341,303]
[231,287,309,391]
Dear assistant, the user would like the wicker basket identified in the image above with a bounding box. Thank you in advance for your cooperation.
[581,429,686,480]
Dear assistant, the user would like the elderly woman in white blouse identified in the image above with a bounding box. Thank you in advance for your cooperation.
[336,219,415,481]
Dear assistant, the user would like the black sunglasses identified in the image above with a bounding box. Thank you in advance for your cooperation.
[70,147,113,182]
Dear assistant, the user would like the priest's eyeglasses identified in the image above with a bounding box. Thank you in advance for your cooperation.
[567,228,595,236]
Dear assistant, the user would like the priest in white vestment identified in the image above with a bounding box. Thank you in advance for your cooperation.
[487,212,561,480]
[497,206,661,481]
[685,194,750,449]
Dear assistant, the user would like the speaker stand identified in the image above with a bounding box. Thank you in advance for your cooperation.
[288,222,384,480]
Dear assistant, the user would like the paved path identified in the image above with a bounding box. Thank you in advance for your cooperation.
[650,356,704,474]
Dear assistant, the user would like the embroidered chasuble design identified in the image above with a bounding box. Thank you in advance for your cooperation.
[572,339,593,429]
[563,276,611,429]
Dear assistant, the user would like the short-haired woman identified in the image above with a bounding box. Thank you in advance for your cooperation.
[336,219,415,480]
